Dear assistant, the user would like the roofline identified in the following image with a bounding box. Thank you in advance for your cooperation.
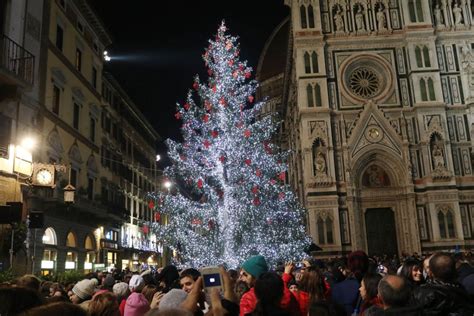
[73,0,113,47]
[256,16,290,81]
[103,72,161,141]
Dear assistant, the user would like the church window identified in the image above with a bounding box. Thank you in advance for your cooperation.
[420,78,428,101]
[408,0,424,22]
[306,83,322,107]
[423,46,431,67]
[315,84,322,107]
[428,78,435,100]
[308,5,315,28]
[300,5,315,29]
[415,46,423,67]
[438,209,456,239]
[349,67,379,98]
[317,215,334,245]
[317,217,325,244]
[460,206,471,238]
[300,5,308,28]
[306,83,314,107]
[311,52,319,73]
[304,52,311,73]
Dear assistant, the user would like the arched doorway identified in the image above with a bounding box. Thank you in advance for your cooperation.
[365,208,398,256]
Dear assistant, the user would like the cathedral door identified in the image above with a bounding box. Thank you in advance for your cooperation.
[365,208,398,256]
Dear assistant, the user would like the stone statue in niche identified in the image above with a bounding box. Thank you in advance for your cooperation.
[453,3,463,25]
[314,152,327,174]
[434,4,444,27]
[334,8,344,32]
[377,6,386,30]
[355,5,365,31]
[432,144,445,168]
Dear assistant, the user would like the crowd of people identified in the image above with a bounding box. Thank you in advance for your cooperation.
[1,251,474,315]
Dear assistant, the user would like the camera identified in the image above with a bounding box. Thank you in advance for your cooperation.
[200,266,223,293]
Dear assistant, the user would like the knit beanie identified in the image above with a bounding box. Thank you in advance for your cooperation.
[159,289,188,310]
[128,274,144,292]
[113,282,130,297]
[241,255,268,279]
[72,279,96,300]
[124,292,150,316]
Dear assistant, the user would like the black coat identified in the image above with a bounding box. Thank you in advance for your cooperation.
[413,280,474,316]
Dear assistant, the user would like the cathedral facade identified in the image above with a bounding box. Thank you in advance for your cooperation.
[256,0,474,256]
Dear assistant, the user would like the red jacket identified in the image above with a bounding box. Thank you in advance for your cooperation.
[239,285,299,316]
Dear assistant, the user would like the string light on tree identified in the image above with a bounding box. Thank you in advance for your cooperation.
[148,22,310,267]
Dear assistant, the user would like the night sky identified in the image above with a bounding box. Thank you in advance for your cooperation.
[90,1,289,159]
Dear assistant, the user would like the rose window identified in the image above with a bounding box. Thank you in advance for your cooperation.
[349,67,380,98]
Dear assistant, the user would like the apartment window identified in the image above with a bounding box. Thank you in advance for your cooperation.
[87,177,94,200]
[70,168,78,187]
[0,114,11,157]
[56,25,63,51]
[52,85,60,114]
[77,21,84,33]
[75,48,82,72]
[92,66,97,89]
[90,117,96,142]
[73,103,80,129]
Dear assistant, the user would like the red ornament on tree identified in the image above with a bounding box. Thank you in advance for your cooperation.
[270,179,276,185]
[142,225,149,234]
[192,218,202,225]
[197,179,203,188]
[148,200,155,209]
[184,103,190,111]
[193,82,199,90]
[212,85,217,93]
[203,140,211,149]
[211,130,219,138]
[205,100,212,111]
[208,69,213,76]
[154,212,161,222]
[245,72,251,79]
[219,155,226,163]
[219,97,227,107]
[180,155,186,161]
[256,169,262,177]
[208,219,215,230]
[232,71,238,78]
[279,192,285,200]
[245,159,252,166]
[244,129,251,138]
[253,197,260,206]
[278,172,286,181]
[251,186,259,194]
[248,95,254,103]
[175,112,182,120]
[202,114,209,123]
[228,59,234,66]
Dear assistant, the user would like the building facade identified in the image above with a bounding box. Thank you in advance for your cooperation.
[101,72,165,270]
[0,0,42,272]
[258,0,474,256]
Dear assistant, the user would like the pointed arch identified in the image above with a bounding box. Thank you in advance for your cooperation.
[68,142,83,164]
[84,234,95,250]
[47,127,64,156]
[420,78,427,101]
[428,78,435,100]
[308,5,315,28]
[326,217,334,244]
[42,227,57,245]
[300,5,308,28]
[423,46,431,67]
[307,83,314,107]
[315,83,322,107]
[311,51,319,73]
[317,217,325,244]
[415,46,423,67]
[66,231,77,247]
[304,52,311,73]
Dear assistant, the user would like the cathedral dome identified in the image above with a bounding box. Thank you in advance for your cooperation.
[256,17,290,82]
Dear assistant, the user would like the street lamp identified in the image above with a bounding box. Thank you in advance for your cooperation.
[20,137,36,150]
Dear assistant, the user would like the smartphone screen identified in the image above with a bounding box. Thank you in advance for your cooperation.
[203,273,222,287]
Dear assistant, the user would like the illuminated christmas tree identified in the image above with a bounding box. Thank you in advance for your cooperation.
[149,22,310,267]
